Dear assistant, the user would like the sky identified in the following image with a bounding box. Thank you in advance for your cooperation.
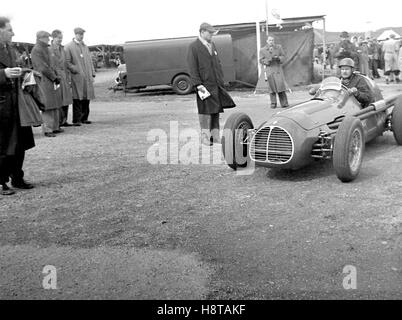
[2,0,402,45]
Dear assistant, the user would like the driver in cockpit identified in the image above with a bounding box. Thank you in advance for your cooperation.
[339,58,375,108]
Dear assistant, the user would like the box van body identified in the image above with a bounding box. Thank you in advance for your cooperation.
[123,34,236,94]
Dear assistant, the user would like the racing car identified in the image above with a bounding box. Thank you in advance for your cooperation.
[222,76,402,182]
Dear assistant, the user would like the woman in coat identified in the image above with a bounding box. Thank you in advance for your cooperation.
[50,30,73,127]
[31,31,62,137]
[259,36,289,108]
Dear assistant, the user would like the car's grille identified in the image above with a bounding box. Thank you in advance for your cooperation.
[250,126,294,164]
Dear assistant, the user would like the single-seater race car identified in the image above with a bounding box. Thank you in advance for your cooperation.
[222,76,402,182]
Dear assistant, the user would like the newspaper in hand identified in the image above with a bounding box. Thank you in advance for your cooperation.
[197,86,211,100]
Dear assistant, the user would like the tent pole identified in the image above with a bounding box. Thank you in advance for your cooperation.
[322,17,327,80]
[256,21,262,77]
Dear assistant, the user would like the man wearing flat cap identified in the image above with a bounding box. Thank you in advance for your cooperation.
[31,30,63,137]
[65,27,95,126]
[187,22,236,146]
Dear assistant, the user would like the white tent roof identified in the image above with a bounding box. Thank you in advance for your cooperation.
[377,29,400,41]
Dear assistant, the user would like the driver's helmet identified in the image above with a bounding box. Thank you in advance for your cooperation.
[338,58,355,68]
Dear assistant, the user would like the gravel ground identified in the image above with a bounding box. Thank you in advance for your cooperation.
[0,69,401,299]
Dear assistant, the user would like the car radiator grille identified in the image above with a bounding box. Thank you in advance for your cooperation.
[250,126,294,164]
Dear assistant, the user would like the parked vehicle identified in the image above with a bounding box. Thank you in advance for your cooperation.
[123,34,236,95]
[222,76,402,182]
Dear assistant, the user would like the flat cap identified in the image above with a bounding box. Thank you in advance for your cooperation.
[199,22,217,33]
[36,30,50,39]
[74,27,86,34]
[340,31,349,38]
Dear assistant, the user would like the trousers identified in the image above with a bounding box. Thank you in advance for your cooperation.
[270,92,289,108]
[0,152,25,185]
[73,99,91,123]
[198,113,220,143]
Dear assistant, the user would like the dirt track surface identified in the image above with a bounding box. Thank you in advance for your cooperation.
[1,69,402,299]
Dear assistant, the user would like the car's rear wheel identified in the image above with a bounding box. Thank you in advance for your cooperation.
[222,113,253,170]
[172,74,192,95]
[391,96,402,145]
[333,116,365,182]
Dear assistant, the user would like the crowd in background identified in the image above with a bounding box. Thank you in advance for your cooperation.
[313,31,402,83]
[20,27,96,137]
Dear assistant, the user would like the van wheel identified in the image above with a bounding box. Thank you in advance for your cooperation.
[172,75,192,95]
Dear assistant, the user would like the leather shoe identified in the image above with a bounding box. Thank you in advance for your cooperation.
[12,180,34,189]
[60,123,73,127]
[1,184,15,196]
[82,120,92,124]
[72,123,82,126]
[53,128,64,134]
[45,133,56,137]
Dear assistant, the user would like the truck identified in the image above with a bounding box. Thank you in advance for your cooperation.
[123,34,236,95]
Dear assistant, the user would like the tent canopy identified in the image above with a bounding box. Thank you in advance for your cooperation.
[377,29,401,41]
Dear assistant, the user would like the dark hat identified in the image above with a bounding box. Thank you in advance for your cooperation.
[199,22,217,33]
[340,31,349,38]
[36,30,50,39]
[74,27,86,35]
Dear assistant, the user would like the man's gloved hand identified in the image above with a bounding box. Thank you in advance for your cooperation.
[4,67,22,79]
[54,77,61,85]
[347,87,358,95]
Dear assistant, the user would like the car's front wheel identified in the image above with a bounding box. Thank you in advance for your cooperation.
[333,116,365,182]
[222,113,253,170]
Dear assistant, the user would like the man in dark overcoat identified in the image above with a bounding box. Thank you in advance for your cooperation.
[259,36,289,108]
[0,17,35,195]
[187,22,236,146]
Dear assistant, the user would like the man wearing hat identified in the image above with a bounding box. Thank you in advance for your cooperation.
[31,30,63,137]
[334,31,358,74]
[339,58,374,108]
[187,22,236,146]
[0,16,35,195]
[382,34,400,84]
[65,27,96,126]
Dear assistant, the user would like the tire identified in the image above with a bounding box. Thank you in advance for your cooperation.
[172,74,192,95]
[391,96,402,145]
[222,113,253,170]
[333,116,365,182]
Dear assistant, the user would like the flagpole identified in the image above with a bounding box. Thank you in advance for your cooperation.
[265,0,269,37]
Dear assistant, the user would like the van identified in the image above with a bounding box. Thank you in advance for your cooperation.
[123,34,236,95]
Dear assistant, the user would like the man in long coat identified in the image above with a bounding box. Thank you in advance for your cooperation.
[382,34,400,84]
[259,36,289,108]
[51,30,73,127]
[0,17,35,195]
[187,22,236,146]
[64,27,95,126]
[31,31,63,137]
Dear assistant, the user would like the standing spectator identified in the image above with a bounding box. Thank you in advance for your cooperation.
[259,36,289,109]
[313,45,319,63]
[333,31,358,74]
[50,30,73,127]
[382,34,400,84]
[0,16,35,195]
[398,44,402,78]
[357,37,370,77]
[31,31,63,137]
[368,38,381,78]
[65,27,96,126]
[328,43,335,69]
[187,22,236,146]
